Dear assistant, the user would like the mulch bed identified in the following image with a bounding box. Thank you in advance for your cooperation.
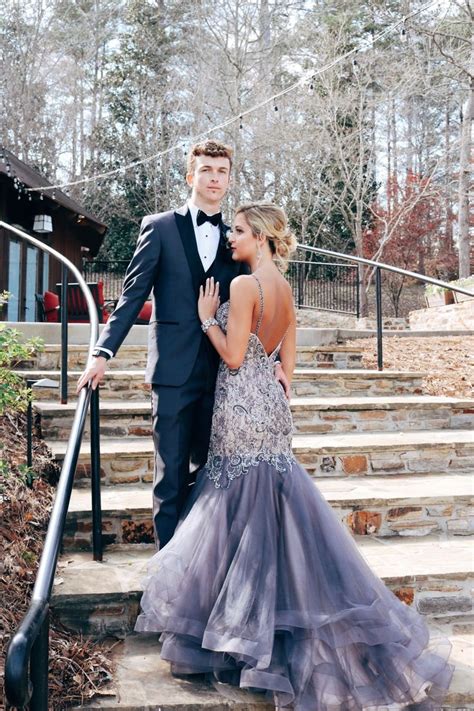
[0,412,114,709]
[348,335,474,398]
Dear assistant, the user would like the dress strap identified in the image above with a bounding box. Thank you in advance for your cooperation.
[251,274,264,336]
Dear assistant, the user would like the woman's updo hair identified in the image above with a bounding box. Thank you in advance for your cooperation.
[235,202,297,272]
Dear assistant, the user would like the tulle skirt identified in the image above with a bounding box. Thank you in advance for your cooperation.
[135,457,453,710]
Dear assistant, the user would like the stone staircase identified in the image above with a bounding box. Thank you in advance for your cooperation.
[20,339,474,709]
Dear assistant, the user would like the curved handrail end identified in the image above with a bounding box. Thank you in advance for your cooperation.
[5,600,49,707]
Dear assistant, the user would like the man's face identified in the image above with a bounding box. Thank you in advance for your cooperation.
[186,155,231,206]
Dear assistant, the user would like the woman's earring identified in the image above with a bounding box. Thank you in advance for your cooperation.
[256,241,262,267]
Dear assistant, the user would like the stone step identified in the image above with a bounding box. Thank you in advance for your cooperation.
[51,536,473,637]
[63,474,474,550]
[35,396,474,439]
[20,342,364,371]
[19,368,426,400]
[9,322,341,349]
[73,626,474,709]
[291,395,474,435]
[49,430,474,488]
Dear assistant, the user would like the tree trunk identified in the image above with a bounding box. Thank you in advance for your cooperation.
[444,96,454,250]
[458,70,473,278]
[358,264,368,318]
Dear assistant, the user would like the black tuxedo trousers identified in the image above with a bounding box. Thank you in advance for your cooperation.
[151,337,217,547]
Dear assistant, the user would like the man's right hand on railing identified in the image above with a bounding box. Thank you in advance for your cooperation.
[76,356,108,392]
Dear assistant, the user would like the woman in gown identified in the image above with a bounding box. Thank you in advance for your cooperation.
[135,203,453,709]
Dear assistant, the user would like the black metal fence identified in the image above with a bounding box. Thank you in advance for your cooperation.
[286,260,359,315]
[83,258,359,315]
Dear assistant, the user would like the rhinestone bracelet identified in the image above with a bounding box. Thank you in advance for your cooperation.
[201,317,219,333]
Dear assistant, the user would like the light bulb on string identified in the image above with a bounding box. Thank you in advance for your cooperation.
[400,21,407,43]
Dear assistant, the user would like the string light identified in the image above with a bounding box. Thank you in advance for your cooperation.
[400,20,407,43]
[23,0,440,195]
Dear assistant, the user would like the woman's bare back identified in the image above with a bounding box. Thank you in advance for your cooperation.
[249,271,295,356]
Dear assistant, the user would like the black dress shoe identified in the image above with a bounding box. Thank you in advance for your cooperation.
[171,670,207,681]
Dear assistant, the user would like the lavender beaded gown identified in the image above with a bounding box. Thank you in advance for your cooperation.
[135,277,453,710]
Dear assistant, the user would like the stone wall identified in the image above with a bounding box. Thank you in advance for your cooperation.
[409,298,474,331]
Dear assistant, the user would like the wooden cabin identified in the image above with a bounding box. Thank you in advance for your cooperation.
[0,148,107,322]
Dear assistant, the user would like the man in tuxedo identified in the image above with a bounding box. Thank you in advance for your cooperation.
[78,139,288,549]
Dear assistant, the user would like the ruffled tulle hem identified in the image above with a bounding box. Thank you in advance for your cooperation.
[136,614,453,710]
[134,457,454,710]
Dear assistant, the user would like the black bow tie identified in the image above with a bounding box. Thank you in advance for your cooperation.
[196,209,222,227]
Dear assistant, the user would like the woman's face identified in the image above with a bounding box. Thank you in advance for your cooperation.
[228,212,258,262]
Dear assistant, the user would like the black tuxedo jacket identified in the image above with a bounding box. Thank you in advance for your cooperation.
[96,204,248,386]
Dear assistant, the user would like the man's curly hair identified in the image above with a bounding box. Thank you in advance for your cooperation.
[187,139,233,174]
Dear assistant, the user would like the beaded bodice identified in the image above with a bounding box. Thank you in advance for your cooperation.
[205,275,294,489]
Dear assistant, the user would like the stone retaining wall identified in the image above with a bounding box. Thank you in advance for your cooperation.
[409,298,474,331]
[63,499,473,549]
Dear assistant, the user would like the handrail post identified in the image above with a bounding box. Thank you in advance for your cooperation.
[60,264,68,404]
[90,386,103,561]
[30,610,49,711]
[356,266,360,318]
[375,266,383,371]
[297,262,304,308]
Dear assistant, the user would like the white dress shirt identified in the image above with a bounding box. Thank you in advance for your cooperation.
[187,199,220,272]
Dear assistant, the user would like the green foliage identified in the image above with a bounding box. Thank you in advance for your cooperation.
[0,326,44,415]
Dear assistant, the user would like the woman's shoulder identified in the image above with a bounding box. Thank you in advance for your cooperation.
[230,274,259,293]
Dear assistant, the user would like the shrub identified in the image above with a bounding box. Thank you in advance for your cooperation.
[0,324,44,415]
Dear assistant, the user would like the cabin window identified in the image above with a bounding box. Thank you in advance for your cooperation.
[7,239,21,321]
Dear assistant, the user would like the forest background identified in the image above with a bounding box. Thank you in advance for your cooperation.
[0,0,472,317]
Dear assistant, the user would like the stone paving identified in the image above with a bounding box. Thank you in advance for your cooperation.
[75,628,474,710]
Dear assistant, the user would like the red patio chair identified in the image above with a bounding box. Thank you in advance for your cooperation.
[55,281,110,324]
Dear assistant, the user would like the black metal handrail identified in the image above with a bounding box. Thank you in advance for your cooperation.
[297,243,474,369]
[1,221,103,709]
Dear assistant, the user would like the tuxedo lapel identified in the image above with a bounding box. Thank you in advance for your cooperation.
[175,204,205,295]
[216,220,233,262]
